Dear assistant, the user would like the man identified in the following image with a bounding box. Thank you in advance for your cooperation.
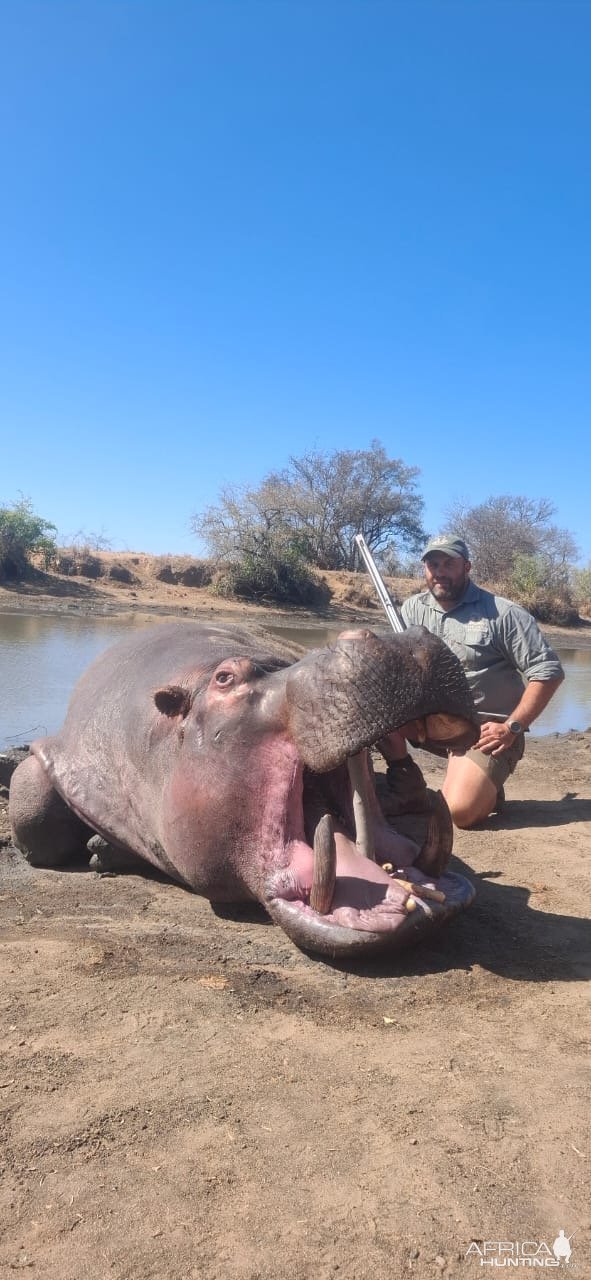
[381,534,565,828]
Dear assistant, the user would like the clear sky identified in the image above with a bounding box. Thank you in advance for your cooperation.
[2,1,590,562]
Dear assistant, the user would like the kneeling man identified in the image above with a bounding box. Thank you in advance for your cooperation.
[382,534,565,828]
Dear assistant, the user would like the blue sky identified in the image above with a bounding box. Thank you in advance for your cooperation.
[2,1,590,562]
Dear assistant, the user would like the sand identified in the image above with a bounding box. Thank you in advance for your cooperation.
[0,568,590,1279]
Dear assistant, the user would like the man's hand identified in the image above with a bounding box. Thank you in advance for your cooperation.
[476,720,518,756]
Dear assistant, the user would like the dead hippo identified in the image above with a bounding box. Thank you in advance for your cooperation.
[8,622,479,959]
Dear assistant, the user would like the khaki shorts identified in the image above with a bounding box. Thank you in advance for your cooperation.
[463,733,526,791]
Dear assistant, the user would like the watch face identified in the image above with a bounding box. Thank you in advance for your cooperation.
[508,720,522,734]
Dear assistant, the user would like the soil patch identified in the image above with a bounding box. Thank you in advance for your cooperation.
[1,726,590,1278]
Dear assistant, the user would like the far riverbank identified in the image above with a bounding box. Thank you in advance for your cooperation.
[1,554,590,651]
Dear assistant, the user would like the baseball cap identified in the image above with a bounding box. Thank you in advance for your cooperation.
[420,534,470,561]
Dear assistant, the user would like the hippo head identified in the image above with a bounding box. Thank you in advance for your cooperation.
[153,626,479,958]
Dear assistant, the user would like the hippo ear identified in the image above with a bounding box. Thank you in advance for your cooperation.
[154,685,191,719]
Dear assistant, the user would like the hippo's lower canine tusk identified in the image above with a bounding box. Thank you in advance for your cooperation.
[418,790,454,877]
[310,814,337,915]
[348,751,376,861]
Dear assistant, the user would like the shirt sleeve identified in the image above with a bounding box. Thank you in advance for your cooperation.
[497,605,565,683]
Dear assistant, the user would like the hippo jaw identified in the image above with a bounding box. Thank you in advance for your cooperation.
[250,626,477,957]
[253,749,475,959]
[158,626,479,958]
[255,752,473,957]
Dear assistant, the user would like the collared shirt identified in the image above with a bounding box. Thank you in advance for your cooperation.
[401,581,564,722]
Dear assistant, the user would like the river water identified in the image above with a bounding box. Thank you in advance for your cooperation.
[1,611,590,750]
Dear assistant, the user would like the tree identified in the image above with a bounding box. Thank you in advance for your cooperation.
[0,496,58,579]
[572,562,591,616]
[443,494,578,590]
[194,441,425,574]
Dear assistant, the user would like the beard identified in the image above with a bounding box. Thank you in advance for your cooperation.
[428,572,468,605]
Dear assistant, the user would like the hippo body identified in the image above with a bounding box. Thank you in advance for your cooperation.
[9,621,479,958]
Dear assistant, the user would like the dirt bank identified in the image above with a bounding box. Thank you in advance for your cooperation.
[1,722,590,1278]
[1,552,590,650]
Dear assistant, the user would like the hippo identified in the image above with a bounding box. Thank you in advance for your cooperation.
[8,621,479,959]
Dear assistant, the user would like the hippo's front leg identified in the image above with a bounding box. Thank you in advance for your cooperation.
[9,755,91,866]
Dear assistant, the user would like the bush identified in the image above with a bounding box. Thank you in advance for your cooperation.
[55,547,104,578]
[155,563,178,584]
[210,548,331,607]
[572,565,591,619]
[510,553,581,624]
[0,497,57,579]
[108,563,138,584]
[78,556,102,579]
[149,556,214,587]
[55,553,77,575]
[178,562,213,588]
[520,594,580,627]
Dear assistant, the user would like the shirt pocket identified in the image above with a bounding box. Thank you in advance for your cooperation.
[444,619,491,670]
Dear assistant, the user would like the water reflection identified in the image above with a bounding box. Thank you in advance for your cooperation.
[1,611,590,749]
[0,612,134,746]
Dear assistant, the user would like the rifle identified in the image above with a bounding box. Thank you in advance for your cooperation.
[353,534,406,634]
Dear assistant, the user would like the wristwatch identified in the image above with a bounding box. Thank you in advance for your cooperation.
[506,719,523,735]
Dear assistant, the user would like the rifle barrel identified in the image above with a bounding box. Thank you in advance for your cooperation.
[354,534,406,634]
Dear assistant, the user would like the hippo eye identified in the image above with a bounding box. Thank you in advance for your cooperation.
[215,670,234,686]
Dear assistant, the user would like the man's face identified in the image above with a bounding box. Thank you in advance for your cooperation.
[423,552,471,606]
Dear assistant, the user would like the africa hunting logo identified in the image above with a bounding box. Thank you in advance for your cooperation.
[465,1230,575,1267]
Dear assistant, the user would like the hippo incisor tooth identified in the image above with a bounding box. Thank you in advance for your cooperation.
[310,813,337,915]
[392,877,446,904]
[348,751,376,861]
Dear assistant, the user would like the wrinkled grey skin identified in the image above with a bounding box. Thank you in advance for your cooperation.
[9,622,479,959]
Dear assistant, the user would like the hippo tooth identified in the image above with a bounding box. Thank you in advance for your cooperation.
[309,813,337,915]
[419,810,439,864]
[347,750,376,861]
[417,789,453,877]
[392,877,446,904]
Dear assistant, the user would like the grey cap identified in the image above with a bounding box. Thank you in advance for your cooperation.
[421,534,470,561]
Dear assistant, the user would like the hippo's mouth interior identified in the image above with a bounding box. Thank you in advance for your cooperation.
[263,730,471,954]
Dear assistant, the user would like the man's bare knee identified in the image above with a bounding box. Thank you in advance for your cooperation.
[443,756,497,829]
[446,796,494,829]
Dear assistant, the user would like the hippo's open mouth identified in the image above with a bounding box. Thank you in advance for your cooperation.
[263,726,476,958]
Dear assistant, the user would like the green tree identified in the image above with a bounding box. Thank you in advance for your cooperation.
[0,497,58,579]
[194,441,425,575]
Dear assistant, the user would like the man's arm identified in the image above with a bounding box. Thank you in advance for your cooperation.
[477,676,564,756]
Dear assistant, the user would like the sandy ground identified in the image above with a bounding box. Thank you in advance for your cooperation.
[1,569,590,1278]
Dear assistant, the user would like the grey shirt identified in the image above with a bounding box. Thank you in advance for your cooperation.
[401,581,564,723]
